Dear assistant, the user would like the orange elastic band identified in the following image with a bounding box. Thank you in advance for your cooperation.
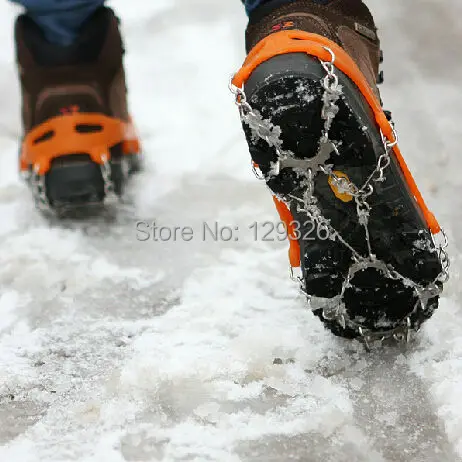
[273,196,301,268]
[20,113,140,175]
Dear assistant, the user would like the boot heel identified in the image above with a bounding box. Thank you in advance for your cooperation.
[46,155,105,207]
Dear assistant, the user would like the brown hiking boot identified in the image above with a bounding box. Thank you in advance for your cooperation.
[245,0,382,96]
[231,0,448,342]
[16,7,141,211]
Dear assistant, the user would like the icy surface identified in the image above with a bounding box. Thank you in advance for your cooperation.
[0,0,462,460]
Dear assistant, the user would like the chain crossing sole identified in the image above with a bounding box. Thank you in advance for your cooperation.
[243,53,442,338]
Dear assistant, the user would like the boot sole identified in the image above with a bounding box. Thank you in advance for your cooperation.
[44,148,141,210]
[243,53,442,338]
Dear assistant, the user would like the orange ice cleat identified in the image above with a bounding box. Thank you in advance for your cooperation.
[232,0,448,340]
[15,7,142,210]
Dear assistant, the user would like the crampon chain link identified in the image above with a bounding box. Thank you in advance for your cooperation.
[230,47,450,348]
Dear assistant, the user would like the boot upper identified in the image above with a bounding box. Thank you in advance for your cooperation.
[245,0,381,95]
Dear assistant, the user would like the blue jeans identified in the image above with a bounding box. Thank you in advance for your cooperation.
[11,0,271,46]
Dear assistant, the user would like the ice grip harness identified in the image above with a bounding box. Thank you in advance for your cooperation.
[232,30,441,269]
[20,114,139,175]
[19,113,140,208]
[231,31,449,343]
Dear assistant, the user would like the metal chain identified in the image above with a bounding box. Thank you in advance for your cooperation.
[100,154,116,198]
[320,47,341,143]
[31,166,50,211]
[433,229,450,284]
[230,47,450,346]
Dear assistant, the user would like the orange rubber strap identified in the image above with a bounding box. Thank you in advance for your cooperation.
[233,31,440,246]
[20,113,140,175]
[273,196,301,268]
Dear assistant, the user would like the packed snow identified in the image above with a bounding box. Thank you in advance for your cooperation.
[0,0,462,460]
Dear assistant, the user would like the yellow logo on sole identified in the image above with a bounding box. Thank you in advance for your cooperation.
[328,171,354,203]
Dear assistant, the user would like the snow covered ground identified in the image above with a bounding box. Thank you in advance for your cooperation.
[0,0,462,460]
